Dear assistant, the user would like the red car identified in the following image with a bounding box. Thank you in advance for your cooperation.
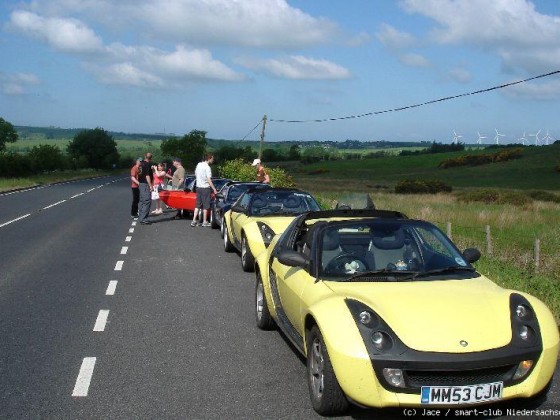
[158,177,231,212]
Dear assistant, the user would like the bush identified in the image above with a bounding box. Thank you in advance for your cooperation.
[218,158,295,187]
[439,148,523,169]
[525,190,560,203]
[28,144,67,172]
[456,189,532,205]
[0,151,33,178]
[395,179,452,194]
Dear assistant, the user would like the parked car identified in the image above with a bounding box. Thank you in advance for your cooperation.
[222,188,321,272]
[211,181,271,232]
[254,209,559,415]
[158,177,231,215]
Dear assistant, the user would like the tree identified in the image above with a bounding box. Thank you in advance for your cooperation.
[29,144,66,172]
[67,127,119,169]
[0,117,18,151]
[160,129,207,171]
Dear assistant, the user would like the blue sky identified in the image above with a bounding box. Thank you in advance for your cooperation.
[1,0,559,144]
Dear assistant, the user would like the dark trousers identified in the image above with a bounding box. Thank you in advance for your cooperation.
[131,187,139,216]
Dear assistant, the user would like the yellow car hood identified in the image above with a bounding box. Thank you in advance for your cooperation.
[325,276,514,353]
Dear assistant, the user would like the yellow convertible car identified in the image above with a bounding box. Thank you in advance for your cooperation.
[223,187,321,272]
[254,209,559,415]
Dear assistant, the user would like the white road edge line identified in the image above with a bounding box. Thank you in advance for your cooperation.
[120,246,128,255]
[106,281,118,296]
[42,200,66,210]
[0,213,31,228]
[93,310,110,332]
[71,193,84,198]
[72,357,97,397]
[114,261,124,271]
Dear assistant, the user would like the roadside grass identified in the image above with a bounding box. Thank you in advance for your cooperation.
[0,169,118,192]
[308,190,560,320]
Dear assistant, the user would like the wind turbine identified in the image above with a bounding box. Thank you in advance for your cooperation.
[477,131,487,145]
[494,128,505,145]
[520,132,527,145]
[529,129,541,146]
[542,130,552,145]
[452,130,462,145]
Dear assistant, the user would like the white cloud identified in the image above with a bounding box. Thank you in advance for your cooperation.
[503,79,560,100]
[8,10,103,53]
[399,53,431,68]
[376,23,417,50]
[237,55,351,80]
[22,0,339,49]
[400,0,560,74]
[0,72,40,96]
[447,67,472,83]
[90,44,244,87]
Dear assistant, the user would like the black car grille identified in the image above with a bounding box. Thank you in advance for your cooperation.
[406,364,516,388]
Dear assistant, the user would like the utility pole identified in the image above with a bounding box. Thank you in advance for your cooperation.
[259,114,267,159]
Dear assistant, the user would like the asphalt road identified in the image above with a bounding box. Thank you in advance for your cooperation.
[0,176,558,419]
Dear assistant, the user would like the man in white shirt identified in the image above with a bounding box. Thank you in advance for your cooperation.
[192,153,218,227]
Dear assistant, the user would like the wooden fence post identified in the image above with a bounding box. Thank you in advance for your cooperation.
[446,222,452,240]
[485,225,493,256]
[534,238,540,272]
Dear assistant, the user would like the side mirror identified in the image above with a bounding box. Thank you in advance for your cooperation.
[231,205,245,214]
[277,250,310,269]
[463,248,481,264]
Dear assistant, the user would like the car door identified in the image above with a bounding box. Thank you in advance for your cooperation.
[231,193,251,246]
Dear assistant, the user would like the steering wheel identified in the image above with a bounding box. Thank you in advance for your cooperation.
[324,254,369,275]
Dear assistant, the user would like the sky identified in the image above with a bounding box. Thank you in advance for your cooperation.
[1,0,559,144]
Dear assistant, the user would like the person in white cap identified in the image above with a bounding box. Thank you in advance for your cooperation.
[252,158,270,184]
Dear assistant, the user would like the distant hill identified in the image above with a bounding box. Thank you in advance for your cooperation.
[15,125,429,149]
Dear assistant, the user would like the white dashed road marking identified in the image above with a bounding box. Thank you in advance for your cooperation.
[72,357,97,397]
[0,213,31,229]
[93,310,110,332]
[106,281,118,296]
[114,261,124,271]
[120,246,128,255]
[125,236,132,242]
[71,193,84,198]
[129,228,134,233]
[42,200,66,210]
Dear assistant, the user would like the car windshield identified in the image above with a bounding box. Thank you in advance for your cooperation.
[249,191,320,216]
[227,184,262,203]
[316,220,478,282]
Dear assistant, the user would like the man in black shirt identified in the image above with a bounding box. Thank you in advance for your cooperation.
[137,153,153,225]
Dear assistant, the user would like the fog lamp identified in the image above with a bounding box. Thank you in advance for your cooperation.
[383,368,405,388]
[371,331,393,352]
[516,304,531,319]
[513,360,534,380]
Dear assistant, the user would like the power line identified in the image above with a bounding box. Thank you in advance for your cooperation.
[269,70,560,123]
[241,120,262,140]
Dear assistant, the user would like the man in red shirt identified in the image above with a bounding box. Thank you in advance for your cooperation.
[130,157,141,218]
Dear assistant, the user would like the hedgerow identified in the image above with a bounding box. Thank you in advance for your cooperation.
[394,179,452,194]
[439,148,523,169]
[218,158,295,188]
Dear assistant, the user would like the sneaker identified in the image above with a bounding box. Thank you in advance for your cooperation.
[201,222,212,227]
[191,221,198,227]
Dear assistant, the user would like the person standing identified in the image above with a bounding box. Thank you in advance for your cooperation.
[150,162,166,215]
[130,157,142,218]
[252,158,270,184]
[167,157,186,219]
[192,154,217,227]
[137,152,153,225]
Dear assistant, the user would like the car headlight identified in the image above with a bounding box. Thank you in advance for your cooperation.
[257,222,276,247]
[346,300,404,356]
[510,294,541,348]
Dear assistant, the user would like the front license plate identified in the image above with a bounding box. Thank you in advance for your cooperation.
[421,382,503,405]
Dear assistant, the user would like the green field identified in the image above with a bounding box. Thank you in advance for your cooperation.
[286,143,559,191]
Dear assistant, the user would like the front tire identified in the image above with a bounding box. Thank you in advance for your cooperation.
[210,206,219,229]
[306,325,349,416]
[223,222,235,252]
[241,234,255,272]
[255,272,274,330]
